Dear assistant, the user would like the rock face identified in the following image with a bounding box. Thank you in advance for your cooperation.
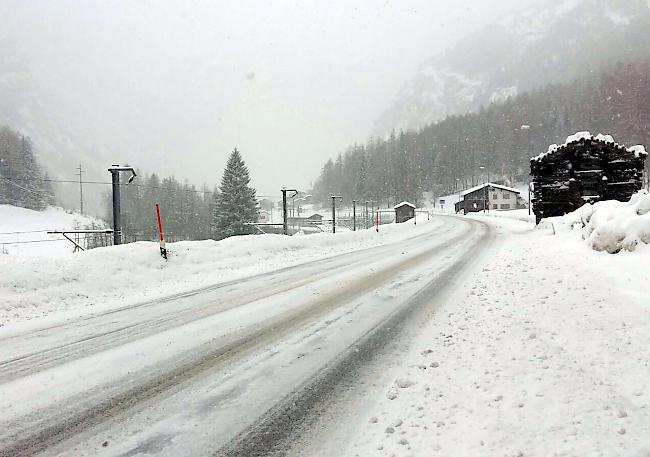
[373,0,650,136]
[530,132,647,224]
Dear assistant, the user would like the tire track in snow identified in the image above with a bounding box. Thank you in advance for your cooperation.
[0,218,475,457]
[218,218,492,457]
[0,221,447,382]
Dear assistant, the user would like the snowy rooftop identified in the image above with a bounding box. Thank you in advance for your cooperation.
[393,201,416,209]
[531,131,648,162]
[460,182,521,197]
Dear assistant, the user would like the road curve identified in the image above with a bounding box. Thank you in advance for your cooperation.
[0,215,490,457]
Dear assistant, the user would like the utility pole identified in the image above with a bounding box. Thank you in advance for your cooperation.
[108,165,137,245]
[77,164,84,214]
[281,187,298,235]
[352,200,357,231]
[331,195,342,233]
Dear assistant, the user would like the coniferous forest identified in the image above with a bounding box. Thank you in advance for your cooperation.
[0,125,56,210]
[105,149,259,242]
[104,172,215,242]
[311,62,650,206]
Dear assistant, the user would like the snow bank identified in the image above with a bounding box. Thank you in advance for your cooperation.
[0,218,441,325]
[545,191,650,253]
[0,205,104,256]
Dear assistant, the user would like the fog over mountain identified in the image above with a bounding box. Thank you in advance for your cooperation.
[0,0,532,207]
[374,0,650,136]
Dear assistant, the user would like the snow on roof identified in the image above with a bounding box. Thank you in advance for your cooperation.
[393,201,416,209]
[460,182,521,197]
[531,131,648,162]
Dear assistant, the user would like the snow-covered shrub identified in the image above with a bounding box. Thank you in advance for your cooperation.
[549,191,650,253]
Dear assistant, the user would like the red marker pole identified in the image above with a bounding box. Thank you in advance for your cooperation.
[155,203,168,260]
[375,207,379,232]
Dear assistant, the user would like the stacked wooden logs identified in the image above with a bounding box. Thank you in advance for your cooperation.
[530,137,647,224]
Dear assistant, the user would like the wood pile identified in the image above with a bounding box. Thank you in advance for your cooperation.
[530,136,647,224]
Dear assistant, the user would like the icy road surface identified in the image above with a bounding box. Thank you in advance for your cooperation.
[0,216,490,457]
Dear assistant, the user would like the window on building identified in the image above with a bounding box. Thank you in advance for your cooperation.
[500,204,510,209]
[503,193,511,199]
[493,204,498,209]
[493,193,498,199]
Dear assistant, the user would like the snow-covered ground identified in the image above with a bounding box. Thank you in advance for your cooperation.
[340,209,650,456]
[0,215,437,326]
[4,198,650,455]
[468,207,535,224]
[0,205,103,256]
[544,190,650,253]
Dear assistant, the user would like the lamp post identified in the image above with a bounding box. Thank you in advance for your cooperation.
[281,188,298,235]
[330,195,343,233]
[479,165,490,212]
[107,165,137,245]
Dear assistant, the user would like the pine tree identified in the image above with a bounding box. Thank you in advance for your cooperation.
[211,148,259,240]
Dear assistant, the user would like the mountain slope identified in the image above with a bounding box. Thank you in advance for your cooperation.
[0,43,108,211]
[373,0,650,136]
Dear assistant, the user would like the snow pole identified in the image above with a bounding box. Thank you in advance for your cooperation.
[155,203,167,260]
[375,206,379,233]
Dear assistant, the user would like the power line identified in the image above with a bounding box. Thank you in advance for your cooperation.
[0,176,283,199]
[0,229,50,235]
[0,239,65,245]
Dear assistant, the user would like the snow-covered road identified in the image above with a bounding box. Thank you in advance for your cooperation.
[0,216,490,457]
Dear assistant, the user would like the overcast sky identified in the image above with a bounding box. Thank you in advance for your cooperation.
[2,0,532,195]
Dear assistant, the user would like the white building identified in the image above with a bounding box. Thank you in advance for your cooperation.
[455,183,521,213]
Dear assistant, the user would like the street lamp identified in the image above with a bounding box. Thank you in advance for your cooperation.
[330,195,343,233]
[107,165,137,245]
[479,165,490,212]
[281,188,298,235]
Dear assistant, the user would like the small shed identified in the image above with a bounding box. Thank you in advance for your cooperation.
[530,132,647,224]
[455,183,520,214]
[306,213,323,224]
[394,201,416,223]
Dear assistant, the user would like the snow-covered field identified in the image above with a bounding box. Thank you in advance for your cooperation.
[0,205,102,256]
[0,213,438,326]
[340,209,650,456]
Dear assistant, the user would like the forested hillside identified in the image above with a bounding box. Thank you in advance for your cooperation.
[312,62,650,206]
[0,125,56,210]
[105,173,215,242]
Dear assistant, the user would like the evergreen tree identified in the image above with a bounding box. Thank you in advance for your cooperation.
[211,148,259,240]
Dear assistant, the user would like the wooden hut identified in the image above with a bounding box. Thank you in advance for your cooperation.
[530,132,647,224]
[394,201,416,223]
